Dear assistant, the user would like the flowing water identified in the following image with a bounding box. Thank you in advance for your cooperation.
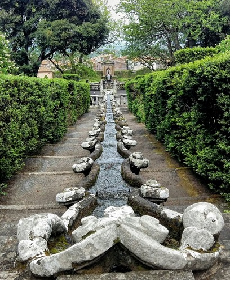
[89,94,130,217]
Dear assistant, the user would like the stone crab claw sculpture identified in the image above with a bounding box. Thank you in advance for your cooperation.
[89,128,101,138]
[16,203,224,278]
[113,107,123,118]
[140,179,169,204]
[122,137,137,150]
[121,126,133,136]
[93,119,101,130]
[129,152,149,174]
[81,137,98,153]
[72,157,94,176]
[56,186,85,205]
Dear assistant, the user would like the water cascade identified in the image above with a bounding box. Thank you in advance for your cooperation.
[89,93,130,217]
[15,82,225,278]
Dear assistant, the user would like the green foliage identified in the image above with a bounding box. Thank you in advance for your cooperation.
[174,47,217,64]
[115,68,152,80]
[126,41,230,198]
[0,183,7,195]
[61,64,101,82]
[63,74,80,82]
[118,0,230,66]
[215,35,230,52]
[174,36,230,64]
[74,65,101,81]
[0,75,90,182]
[0,33,17,74]
[130,94,145,123]
[0,0,110,75]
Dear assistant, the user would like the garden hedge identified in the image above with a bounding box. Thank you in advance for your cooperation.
[63,74,80,82]
[174,36,230,65]
[0,75,90,182]
[174,46,217,64]
[126,51,230,199]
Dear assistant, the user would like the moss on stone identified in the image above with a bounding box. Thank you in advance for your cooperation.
[48,234,71,255]
[113,237,121,244]
[186,242,221,254]
[82,230,96,240]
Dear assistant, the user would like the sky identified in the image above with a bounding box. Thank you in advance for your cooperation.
[107,0,122,20]
[107,0,120,9]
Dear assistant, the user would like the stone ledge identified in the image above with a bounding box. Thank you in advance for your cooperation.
[121,159,145,187]
[89,142,103,161]
[117,140,131,159]
[0,203,63,210]
[56,270,194,280]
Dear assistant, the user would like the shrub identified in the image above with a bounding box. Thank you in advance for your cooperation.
[0,75,90,182]
[75,64,101,81]
[63,74,80,81]
[174,35,230,64]
[174,46,217,64]
[215,35,230,53]
[0,33,17,74]
[126,45,230,198]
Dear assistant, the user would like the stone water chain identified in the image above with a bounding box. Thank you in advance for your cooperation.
[88,92,130,217]
[15,91,225,277]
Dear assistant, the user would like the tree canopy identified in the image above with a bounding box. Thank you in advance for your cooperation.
[117,0,230,68]
[0,0,110,75]
[0,32,17,74]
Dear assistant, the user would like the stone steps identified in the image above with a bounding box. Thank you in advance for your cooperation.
[3,173,85,205]
[0,104,229,280]
[0,205,66,236]
[163,195,227,212]
[0,203,65,211]
[23,155,87,172]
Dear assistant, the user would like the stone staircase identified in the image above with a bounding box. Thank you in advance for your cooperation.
[0,103,229,280]
[0,108,98,279]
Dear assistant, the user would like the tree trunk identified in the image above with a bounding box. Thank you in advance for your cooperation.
[79,53,84,63]
[49,58,64,74]
[166,35,175,66]
[173,31,181,51]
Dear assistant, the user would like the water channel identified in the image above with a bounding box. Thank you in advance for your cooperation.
[89,94,130,217]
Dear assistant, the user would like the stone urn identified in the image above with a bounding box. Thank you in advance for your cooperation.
[122,136,137,150]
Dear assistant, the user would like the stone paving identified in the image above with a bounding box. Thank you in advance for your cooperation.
[0,101,230,280]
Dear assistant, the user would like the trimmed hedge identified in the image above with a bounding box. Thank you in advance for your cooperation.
[126,51,230,199]
[0,75,90,181]
[63,74,80,82]
[174,35,230,65]
[174,46,217,64]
